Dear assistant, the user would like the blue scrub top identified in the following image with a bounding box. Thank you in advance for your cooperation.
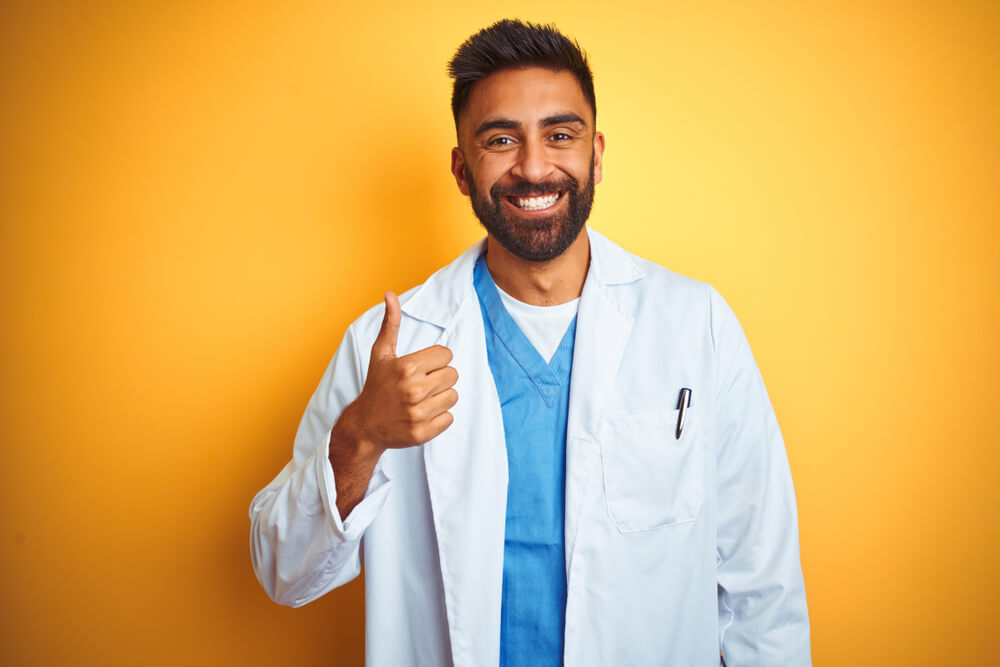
[473,255,577,667]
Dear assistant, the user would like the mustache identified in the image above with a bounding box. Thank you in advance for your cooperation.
[490,176,579,199]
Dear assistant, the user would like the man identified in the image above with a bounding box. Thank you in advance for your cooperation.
[250,19,810,666]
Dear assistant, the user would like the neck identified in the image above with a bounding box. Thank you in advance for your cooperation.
[484,228,590,306]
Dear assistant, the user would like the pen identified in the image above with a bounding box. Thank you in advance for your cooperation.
[676,388,692,439]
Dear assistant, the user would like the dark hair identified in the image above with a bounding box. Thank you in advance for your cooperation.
[447,19,596,130]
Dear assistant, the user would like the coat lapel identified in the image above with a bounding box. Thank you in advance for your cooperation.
[423,299,508,667]
[564,230,640,561]
[403,241,508,667]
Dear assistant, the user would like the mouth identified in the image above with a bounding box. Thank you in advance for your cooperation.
[504,191,564,213]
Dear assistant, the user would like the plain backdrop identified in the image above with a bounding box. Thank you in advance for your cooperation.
[1,1,997,665]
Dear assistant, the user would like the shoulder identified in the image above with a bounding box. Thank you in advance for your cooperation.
[590,228,745,353]
[590,227,714,315]
[635,253,711,301]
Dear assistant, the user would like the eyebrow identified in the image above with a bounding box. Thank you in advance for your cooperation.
[474,113,587,137]
[541,113,586,128]
[474,118,520,136]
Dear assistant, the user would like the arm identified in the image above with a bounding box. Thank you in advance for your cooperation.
[710,287,811,666]
[248,322,392,607]
[249,293,458,607]
[328,403,384,519]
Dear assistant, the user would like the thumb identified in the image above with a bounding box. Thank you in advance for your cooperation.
[372,291,401,360]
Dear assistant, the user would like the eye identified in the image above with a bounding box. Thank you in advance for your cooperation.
[487,136,515,147]
[550,132,572,142]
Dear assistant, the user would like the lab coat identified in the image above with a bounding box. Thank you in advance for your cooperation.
[249,227,811,666]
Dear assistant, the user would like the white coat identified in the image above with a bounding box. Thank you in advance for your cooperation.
[249,227,811,666]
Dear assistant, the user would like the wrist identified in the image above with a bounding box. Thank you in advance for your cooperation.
[330,403,383,468]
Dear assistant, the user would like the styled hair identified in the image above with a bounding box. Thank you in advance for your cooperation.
[447,19,596,130]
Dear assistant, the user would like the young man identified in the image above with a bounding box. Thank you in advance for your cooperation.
[250,19,811,666]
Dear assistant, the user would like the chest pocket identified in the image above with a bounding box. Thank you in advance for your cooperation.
[599,409,704,533]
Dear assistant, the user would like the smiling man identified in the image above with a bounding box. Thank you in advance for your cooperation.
[250,19,810,667]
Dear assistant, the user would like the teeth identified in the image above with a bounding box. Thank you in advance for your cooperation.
[514,193,560,210]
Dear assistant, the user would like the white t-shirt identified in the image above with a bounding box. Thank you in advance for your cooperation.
[494,283,580,363]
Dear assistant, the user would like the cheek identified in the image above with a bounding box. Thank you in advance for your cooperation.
[473,160,506,186]
[556,151,593,179]
[474,148,522,176]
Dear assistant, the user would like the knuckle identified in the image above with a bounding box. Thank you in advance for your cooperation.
[408,424,426,443]
[406,385,425,405]
[397,381,421,404]
[405,404,423,423]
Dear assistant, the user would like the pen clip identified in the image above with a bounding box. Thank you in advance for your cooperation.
[675,388,692,439]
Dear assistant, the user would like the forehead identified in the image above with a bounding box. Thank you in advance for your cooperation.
[459,67,592,136]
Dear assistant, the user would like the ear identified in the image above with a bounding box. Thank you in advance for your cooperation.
[451,147,470,196]
[592,131,606,185]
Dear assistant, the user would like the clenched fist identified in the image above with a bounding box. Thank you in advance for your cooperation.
[329,291,458,517]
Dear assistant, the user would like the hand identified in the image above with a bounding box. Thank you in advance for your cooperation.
[328,291,458,518]
[338,291,459,459]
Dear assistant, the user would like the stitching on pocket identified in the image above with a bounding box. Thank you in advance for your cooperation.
[599,409,704,534]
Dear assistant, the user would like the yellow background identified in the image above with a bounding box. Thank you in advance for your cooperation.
[1,0,997,665]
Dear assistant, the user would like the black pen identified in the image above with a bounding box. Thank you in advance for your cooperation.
[676,388,692,439]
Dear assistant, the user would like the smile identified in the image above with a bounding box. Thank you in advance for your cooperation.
[507,192,563,211]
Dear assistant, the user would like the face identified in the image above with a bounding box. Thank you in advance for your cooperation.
[451,67,605,262]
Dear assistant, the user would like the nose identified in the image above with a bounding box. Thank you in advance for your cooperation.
[510,136,555,184]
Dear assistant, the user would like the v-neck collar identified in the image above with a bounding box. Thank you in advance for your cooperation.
[474,255,576,407]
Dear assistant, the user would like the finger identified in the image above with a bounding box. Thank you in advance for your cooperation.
[371,291,401,361]
[424,365,459,395]
[421,410,455,442]
[402,344,453,374]
[419,386,459,417]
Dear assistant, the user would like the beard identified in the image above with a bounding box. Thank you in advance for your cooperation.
[466,159,595,263]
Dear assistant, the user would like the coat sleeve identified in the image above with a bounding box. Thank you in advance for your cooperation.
[249,322,392,607]
[709,286,811,666]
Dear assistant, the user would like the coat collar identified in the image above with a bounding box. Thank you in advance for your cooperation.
[399,226,645,331]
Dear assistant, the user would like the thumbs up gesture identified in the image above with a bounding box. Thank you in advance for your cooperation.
[328,291,458,518]
[343,291,459,452]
